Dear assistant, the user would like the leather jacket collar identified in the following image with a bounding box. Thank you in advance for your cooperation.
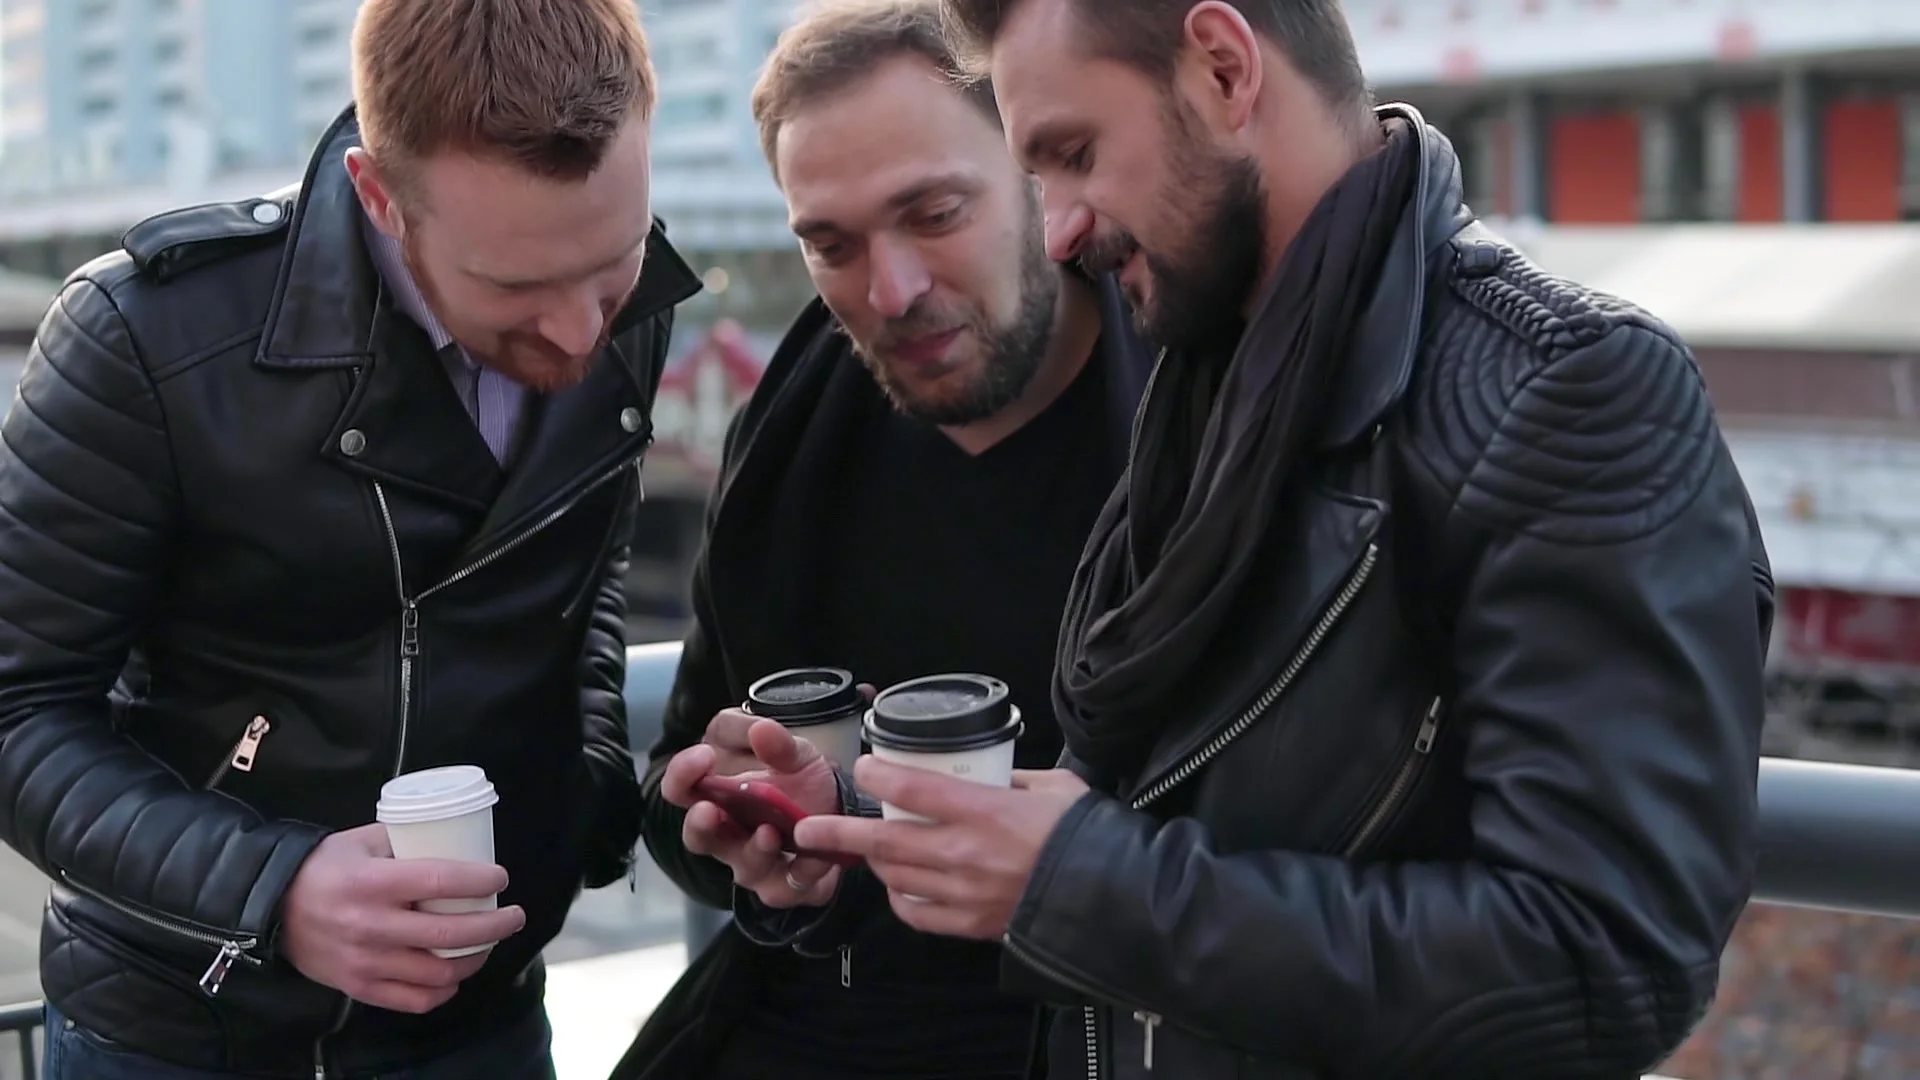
[1313,102,1474,450]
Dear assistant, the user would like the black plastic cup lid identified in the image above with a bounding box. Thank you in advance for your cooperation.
[865,673,1019,752]
[745,667,864,727]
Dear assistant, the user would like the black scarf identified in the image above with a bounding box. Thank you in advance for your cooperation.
[1052,118,1422,781]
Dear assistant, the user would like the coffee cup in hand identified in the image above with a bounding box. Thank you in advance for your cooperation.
[376,765,501,958]
[746,667,868,774]
[863,674,1024,822]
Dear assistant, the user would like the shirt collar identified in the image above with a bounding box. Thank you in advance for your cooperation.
[358,208,477,370]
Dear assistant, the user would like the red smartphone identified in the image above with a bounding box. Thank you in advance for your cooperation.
[694,774,861,868]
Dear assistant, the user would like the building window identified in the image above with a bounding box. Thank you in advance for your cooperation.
[1641,102,1706,222]
[1701,96,1741,222]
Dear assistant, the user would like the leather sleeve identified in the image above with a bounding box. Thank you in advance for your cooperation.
[1003,317,1770,1077]
[0,277,326,951]
[637,408,748,911]
[577,469,645,890]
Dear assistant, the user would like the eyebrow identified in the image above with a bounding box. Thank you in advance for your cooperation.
[1018,120,1083,169]
[790,171,984,240]
[471,228,651,289]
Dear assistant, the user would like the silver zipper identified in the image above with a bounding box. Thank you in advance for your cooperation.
[1133,1010,1160,1070]
[1001,934,1102,1080]
[313,997,352,1080]
[57,870,259,995]
[839,945,851,988]
[203,715,271,790]
[1341,696,1443,857]
[1132,543,1380,811]
[372,462,632,775]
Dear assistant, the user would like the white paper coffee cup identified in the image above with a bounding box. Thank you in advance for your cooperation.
[745,667,868,774]
[376,764,501,959]
[862,674,1023,824]
[870,737,1018,822]
[799,715,865,775]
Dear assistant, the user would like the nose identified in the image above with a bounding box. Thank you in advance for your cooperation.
[537,288,607,359]
[866,236,932,320]
[1043,200,1094,265]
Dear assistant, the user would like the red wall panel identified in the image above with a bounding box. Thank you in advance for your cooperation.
[1823,98,1901,222]
[1548,111,1640,222]
[1738,104,1782,222]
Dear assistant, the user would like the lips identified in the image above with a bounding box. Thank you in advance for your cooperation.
[890,327,962,366]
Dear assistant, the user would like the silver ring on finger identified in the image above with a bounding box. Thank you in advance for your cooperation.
[784,870,807,893]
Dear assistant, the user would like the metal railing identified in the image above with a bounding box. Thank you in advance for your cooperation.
[0,1002,40,1080]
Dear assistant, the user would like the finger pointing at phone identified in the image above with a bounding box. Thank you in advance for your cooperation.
[661,716,846,909]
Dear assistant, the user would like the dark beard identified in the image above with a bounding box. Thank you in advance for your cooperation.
[1080,98,1268,355]
[1136,153,1266,354]
[853,193,1060,426]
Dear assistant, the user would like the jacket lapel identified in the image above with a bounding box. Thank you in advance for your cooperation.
[456,223,701,558]
[320,292,505,512]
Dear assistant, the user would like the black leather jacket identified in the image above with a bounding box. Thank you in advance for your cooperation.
[0,107,699,1076]
[1002,105,1775,1080]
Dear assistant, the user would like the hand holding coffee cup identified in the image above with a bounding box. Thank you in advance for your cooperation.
[376,765,510,959]
[278,784,525,1013]
[662,719,847,909]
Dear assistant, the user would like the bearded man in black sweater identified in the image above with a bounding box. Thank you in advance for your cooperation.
[618,2,1152,1078]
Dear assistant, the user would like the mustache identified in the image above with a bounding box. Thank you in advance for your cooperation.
[1077,231,1139,278]
[872,303,967,352]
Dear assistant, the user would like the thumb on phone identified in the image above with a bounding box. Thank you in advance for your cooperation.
[747,718,817,775]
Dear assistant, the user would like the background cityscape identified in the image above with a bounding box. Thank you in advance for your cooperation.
[2,1,1920,1077]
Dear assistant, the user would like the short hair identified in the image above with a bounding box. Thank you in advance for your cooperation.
[351,0,656,188]
[752,0,998,181]
[940,0,1371,126]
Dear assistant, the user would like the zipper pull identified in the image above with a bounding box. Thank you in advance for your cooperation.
[200,940,244,995]
[839,945,852,988]
[231,716,271,772]
[1133,1010,1160,1069]
[400,603,420,658]
[1413,698,1442,754]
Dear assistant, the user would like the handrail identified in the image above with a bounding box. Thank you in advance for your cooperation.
[0,999,40,1078]
[622,641,1920,920]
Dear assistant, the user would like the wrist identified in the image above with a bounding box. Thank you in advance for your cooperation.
[830,762,881,818]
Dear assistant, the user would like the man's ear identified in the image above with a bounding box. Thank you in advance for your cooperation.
[345,148,405,238]
[1181,1,1264,135]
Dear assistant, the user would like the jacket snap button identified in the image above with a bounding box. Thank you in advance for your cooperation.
[619,407,642,433]
[251,202,283,225]
[339,429,367,456]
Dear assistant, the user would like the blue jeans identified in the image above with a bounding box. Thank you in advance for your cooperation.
[42,1002,556,1080]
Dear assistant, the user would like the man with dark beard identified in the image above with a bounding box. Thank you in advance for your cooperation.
[0,2,697,1077]
[621,3,1150,1079]
[794,2,1776,1079]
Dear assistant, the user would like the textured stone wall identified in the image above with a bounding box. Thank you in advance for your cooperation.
[1659,904,1920,1079]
